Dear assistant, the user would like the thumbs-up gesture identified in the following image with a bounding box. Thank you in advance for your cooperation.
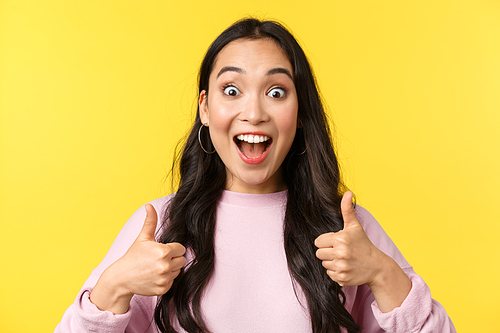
[314,191,386,288]
[90,204,186,314]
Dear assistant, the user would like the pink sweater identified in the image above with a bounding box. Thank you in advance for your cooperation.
[55,190,455,332]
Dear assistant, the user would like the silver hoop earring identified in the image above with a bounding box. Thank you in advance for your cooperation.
[198,124,216,154]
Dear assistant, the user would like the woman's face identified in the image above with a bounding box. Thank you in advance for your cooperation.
[199,38,299,193]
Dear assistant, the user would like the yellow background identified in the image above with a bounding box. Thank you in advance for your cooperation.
[1,1,499,332]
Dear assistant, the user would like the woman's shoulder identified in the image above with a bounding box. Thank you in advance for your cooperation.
[147,193,175,219]
[126,193,176,227]
[353,204,382,235]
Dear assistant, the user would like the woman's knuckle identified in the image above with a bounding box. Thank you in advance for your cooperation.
[337,261,348,271]
[336,248,348,259]
[338,272,348,282]
[180,256,187,266]
[157,276,169,287]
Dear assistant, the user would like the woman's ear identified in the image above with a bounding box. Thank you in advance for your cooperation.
[199,90,209,125]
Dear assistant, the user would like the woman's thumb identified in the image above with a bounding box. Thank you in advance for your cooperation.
[341,191,358,229]
[140,203,158,241]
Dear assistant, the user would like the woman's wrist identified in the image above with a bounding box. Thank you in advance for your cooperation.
[367,253,412,313]
[89,264,133,314]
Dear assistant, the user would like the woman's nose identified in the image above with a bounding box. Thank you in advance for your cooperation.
[239,94,270,125]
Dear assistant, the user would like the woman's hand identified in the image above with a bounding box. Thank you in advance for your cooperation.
[90,204,186,314]
[315,191,384,287]
[315,191,411,312]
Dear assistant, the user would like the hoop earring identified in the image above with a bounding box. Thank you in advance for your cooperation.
[293,127,306,155]
[198,124,216,154]
[296,147,307,155]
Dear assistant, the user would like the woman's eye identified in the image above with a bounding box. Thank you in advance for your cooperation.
[267,87,286,99]
[223,86,240,96]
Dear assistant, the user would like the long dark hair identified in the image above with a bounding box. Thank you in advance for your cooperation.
[155,18,360,333]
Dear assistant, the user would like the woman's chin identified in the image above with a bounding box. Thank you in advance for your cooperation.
[225,172,285,194]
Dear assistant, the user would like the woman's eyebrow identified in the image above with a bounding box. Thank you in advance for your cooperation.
[266,67,293,80]
[216,66,293,80]
[217,66,245,78]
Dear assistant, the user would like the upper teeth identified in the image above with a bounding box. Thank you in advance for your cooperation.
[236,134,270,143]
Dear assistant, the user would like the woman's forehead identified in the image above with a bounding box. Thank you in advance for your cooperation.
[211,38,293,77]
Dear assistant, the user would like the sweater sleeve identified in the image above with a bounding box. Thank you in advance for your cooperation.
[352,206,456,333]
[54,196,171,333]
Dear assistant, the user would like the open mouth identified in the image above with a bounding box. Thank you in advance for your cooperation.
[234,134,272,159]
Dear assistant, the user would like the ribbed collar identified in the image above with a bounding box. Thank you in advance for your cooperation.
[219,190,288,207]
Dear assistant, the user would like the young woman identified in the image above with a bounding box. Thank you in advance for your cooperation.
[56,18,455,333]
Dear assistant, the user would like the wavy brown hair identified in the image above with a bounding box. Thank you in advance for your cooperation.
[154,18,360,333]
